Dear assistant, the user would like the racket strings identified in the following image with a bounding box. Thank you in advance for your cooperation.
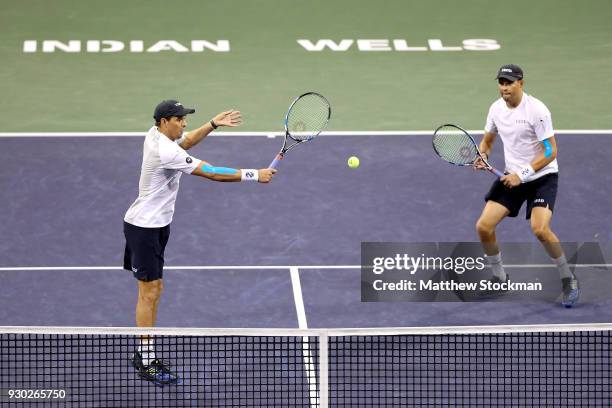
[286,94,330,141]
[433,128,478,165]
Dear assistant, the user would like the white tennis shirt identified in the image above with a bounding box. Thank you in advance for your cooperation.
[485,93,558,182]
[124,126,200,228]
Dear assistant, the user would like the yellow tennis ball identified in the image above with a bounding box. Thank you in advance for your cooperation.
[348,156,360,169]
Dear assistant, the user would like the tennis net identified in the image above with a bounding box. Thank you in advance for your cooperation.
[1,324,610,407]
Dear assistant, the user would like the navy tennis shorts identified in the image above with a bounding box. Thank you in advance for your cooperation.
[123,221,170,281]
[485,173,559,219]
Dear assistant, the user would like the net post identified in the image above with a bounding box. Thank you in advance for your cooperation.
[319,332,329,408]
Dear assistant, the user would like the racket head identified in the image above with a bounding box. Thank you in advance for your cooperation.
[432,124,479,165]
[284,92,331,141]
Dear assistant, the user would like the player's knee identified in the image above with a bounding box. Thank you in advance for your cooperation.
[140,290,161,306]
[531,224,550,241]
[476,218,495,236]
[139,281,162,304]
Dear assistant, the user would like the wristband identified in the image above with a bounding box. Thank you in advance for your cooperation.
[517,165,535,182]
[210,120,218,129]
[241,169,259,182]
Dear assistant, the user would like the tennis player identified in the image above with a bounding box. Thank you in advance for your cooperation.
[474,64,579,307]
[124,99,276,384]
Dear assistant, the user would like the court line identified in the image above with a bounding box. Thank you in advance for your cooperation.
[0,264,609,271]
[0,130,611,138]
[0,265,358,271]
[289,266,319,407]
[290,267,309,329]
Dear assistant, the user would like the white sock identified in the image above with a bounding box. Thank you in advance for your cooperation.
[138,338,156,366]
[485,252,506,281]
[553,254,574,279]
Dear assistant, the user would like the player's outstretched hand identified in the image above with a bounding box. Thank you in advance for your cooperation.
[213,110,242,127]
[258,168,277,183]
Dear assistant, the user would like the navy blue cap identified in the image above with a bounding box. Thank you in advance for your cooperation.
[153,99,195,121]
[495,64,524,81]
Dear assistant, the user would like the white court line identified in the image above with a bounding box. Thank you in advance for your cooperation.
[290,267,309,329]
[289,266,319,408]
[0,265,359,271]
[0,130,611,137]
[0,264,609,272]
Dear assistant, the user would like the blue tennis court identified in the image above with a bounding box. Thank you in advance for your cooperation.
[1,132,610,328]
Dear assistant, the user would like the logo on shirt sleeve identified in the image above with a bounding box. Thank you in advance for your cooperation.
[186,157,193,164]
[535,116,550,130]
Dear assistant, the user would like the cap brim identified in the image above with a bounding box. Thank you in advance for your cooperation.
[496,74,521,81]
[178,108,196,116]
[154,107,196,121]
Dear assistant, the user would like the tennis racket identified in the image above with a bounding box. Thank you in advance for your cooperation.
[268,92,331,169]
[432,124,504,178]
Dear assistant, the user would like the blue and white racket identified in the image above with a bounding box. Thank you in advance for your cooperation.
[269,92,331,169]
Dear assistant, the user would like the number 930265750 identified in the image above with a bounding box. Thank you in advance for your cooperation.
[3,388,67,400]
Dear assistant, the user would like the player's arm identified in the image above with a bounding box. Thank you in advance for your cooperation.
[479,131,497,158]
[474,131,497,170]
[191,160,276,183]
[530,136,557,171]
[179,110,242,150]
[502,136,556,187]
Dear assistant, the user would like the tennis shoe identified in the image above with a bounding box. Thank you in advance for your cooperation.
[130,352,181,386]
[561,277,580,308]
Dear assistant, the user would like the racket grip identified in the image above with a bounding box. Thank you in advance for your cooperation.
[490,168,505,178]
[269,154,283,169]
